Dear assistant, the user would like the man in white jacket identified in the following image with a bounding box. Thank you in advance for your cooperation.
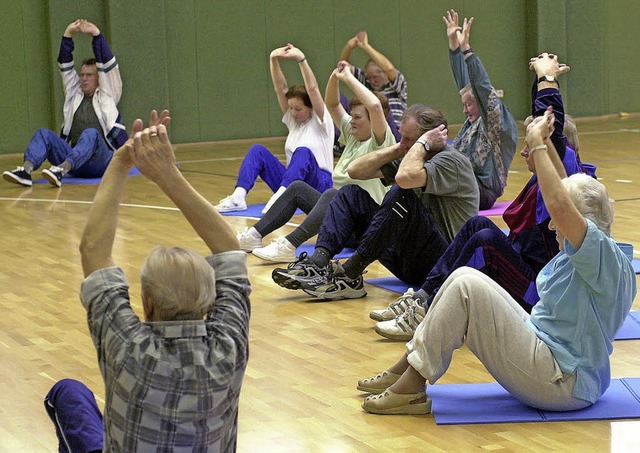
[3,19,127,187]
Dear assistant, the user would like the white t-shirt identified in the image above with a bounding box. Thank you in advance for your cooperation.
[282,107,334,172]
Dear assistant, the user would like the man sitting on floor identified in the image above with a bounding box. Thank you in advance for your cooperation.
[272,107,479,300]
[3,19,127,187]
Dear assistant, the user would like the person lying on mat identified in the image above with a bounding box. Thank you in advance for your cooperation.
[371,52,587,341]
[3,19,129,188]
[237,60,395,262]
[238,104,440,262]
[357,105,636,416]
[45,112,250,450]
[271,106,479,300]
[215,43,334,215]
[444,10,518,210]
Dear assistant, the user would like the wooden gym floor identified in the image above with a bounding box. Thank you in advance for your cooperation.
[0,114,639,452]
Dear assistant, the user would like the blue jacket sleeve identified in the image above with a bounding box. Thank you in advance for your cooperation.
[92,34,115,65]
[531,79,566,160]
[57,36,74,65]
[449,48,469,90]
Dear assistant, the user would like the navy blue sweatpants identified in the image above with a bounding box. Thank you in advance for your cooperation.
[316,184,449,286]
[420,216,538,311]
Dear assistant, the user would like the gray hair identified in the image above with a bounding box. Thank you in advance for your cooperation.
[562,173,614,236]
[140,246,216,321]
[564,114,580,154]
[401,104,448,133]
[459,83,474,98]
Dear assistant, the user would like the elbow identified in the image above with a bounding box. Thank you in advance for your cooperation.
[395,170,416,189]
[347,162,364,180]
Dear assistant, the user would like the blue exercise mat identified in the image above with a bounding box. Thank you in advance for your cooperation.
[34,166,141,184]
[219,203,303,218]
[430,378,640,425]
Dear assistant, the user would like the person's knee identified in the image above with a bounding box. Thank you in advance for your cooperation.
[78,128,101,142]
[288,180,308,191]
[246,144,271,157]
[290,147,313,162]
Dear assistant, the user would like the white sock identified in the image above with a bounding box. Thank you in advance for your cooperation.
[232,187,247,203]
[247,227,262,240]
[262,186,287,214]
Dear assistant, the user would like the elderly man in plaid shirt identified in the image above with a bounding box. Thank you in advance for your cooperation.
[43,111,251,452]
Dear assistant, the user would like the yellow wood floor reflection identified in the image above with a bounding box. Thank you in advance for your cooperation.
[0,114,639,452]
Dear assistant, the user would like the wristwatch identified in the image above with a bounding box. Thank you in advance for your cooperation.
[538,75,559,85]
[416,139,430,152]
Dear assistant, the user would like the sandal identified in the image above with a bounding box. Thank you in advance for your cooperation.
[362,388,431,415]
[357,370,401,394]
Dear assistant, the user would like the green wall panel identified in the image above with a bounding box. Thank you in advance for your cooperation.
[0,0,639,154]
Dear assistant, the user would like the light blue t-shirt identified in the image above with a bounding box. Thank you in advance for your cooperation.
[528,220,636,403]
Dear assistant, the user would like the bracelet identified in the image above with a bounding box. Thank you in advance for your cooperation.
[462,48,473,55]
[529,144,548,157]
[298,57,306,63]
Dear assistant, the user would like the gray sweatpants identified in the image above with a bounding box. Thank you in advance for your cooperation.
[407,267,591,411]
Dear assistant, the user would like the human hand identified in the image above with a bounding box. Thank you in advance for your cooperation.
[64,19,82,38]
[529,52,570,78]
[127,124,175,184]
[78,19,100,36]
[442,9,462,47]
[335,60,352,81]
[356,31,368,48]
[282,43,305,61]
[270,46,289,59]
[526,107,554,147]
[422,124,449,151]
[459,16,474,50]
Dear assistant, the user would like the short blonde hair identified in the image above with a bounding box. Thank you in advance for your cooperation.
[140,246,216,321]
[562,173,614,236]
[459,83,474,98]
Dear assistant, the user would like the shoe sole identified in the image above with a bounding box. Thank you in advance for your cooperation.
[303,288,367,300]
[369,311,396,322]
[373,324,414,341]
[362,398,432,415]
[42,170,62,187]
[3,173,32,187]
[272,270,304,290]
[215,207,247,213]
[356,383,391,395]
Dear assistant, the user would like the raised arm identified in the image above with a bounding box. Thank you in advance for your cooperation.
[324,67,346,127]
[339,34,360,62]
[79,111,171,277]
[527,109,586,250]
[336,61,387,144]
[130,122,238,256]
[443,10,469,90]
[356,31,398,82]
[279,44,325,119]
[530,52,571,163]
[270,46,290,113]
[395,124,448,188]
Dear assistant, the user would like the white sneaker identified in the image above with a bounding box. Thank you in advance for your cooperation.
[236,227,262,251]
[252,236,296,263]
[369,288,418,321]
[215,196,247,213]
[373,304,426,341]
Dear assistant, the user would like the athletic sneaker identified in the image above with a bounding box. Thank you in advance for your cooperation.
[369,288,418,321]
[215,195,247,213]
[271,252,333,290]
[252,236,296,263]
[303,273,367,300]
[373,304,426,341]
[3,166,32,186]
[42,166,64,187]
[236,227,262,252]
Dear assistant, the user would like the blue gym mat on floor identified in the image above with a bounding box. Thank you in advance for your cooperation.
[429,378,640,425]
[219,203,303,218]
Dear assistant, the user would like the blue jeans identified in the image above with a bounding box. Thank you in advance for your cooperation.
[44,379,103,453]
[25,128,113,177]
[236,144,332,193]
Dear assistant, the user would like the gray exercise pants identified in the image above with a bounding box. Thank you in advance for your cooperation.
[407,267,591,411]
